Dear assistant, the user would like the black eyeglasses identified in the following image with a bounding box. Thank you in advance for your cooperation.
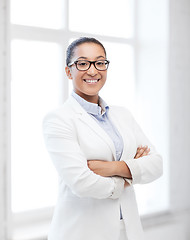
[68,60,110,71]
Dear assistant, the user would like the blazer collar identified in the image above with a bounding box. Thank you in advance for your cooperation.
[66,96,117,160]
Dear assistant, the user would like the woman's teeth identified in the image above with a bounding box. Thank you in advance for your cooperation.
[84,79,99,83]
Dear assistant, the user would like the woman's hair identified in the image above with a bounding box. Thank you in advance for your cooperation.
[66,37,107,66]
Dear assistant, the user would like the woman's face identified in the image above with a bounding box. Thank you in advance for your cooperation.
[65,43,107,103]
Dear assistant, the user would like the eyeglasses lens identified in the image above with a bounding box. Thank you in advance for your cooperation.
[76,60,109,71]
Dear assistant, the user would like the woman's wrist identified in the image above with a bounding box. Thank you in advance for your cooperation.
[87,160,132,178]
[103,161,118,177]
[114,161,132,178]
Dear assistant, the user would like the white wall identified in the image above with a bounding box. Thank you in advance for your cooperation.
[139,0,190,239]
[0,0,6,239]
[169,0,190,212]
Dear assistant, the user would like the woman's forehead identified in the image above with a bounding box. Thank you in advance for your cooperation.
[73,43,106,59]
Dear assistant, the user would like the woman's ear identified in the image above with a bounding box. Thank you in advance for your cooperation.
[65,66,73,79]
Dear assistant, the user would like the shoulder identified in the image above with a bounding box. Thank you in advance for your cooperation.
[43,96,82,125]
[108,105,138,129]
[109,105,134,119]
[42,97,84,137]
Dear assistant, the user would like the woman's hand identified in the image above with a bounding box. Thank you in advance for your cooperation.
[134,145,150,159]
[87,145,150,178]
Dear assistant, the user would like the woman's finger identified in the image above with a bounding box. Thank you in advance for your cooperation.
[141,147,150,157]
[134,147,144,158]
[134,146,149,159]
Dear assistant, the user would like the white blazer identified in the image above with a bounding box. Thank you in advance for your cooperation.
[43,96,163,240]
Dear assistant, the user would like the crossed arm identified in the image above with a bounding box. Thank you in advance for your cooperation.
[87,145,150,186]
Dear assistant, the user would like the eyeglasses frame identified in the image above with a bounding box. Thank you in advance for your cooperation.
[67,59,110,71]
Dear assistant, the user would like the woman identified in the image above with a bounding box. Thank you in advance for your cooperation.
[43,37,163,240]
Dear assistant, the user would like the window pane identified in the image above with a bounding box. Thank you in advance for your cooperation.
[11,40,62,212]
[10,0,64,29]
[100,42,135,110]
[133,45,170,215]
[69,0,134,38]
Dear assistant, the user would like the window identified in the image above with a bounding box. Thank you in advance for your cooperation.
[11,40,61,212]
[69,0,133,38]
[8,0,169,238]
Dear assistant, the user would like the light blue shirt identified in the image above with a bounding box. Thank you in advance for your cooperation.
[72,92,124,161]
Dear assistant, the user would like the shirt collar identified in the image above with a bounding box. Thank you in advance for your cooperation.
[71,91,109,116]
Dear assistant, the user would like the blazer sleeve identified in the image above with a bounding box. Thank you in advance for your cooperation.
[123,110,163,185]
[43,113,125,199]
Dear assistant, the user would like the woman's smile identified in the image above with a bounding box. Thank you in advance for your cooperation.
[83,78,100,84]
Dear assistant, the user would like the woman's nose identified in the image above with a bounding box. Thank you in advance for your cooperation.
[87,63,98,75]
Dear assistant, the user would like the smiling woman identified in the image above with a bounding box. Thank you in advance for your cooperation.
[43,37,163,240]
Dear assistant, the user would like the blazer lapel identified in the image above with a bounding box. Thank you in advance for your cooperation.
[66,96,117,160]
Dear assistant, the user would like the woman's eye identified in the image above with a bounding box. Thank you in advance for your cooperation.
[78,61,88,66]
[96,61,105,66]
